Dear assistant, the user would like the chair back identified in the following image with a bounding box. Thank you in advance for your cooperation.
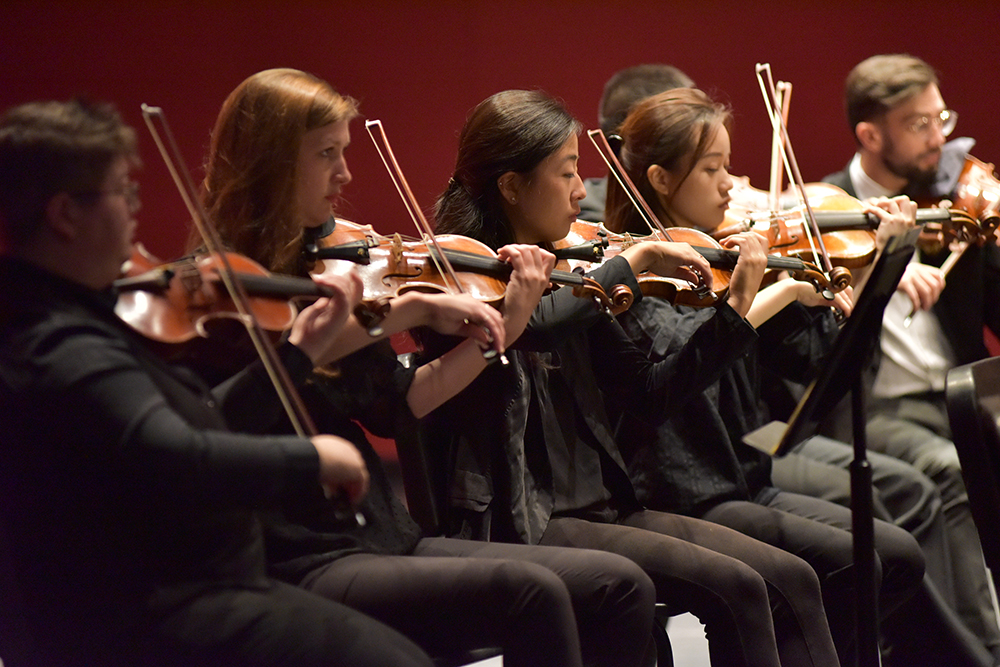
[945,355,1000,578]
[0,519,34,667]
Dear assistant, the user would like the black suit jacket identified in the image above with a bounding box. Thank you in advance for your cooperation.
[821,147,1000,367]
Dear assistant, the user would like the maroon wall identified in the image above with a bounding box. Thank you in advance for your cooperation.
[3,0,998,260]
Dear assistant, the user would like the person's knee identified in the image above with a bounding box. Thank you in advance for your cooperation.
[876,523,925,598]
[590,553,656,613]
[715,562,771,609]
[491,561,573,616]
[771,552,826,604]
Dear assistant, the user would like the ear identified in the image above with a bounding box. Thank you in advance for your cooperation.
[855,121,883,153]
[44,192,83,241]
[497,171,521,204]
[647,164,673,197]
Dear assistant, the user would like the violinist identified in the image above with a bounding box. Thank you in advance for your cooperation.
[603,87,941,667]
[578,63,695,223]
[194,68,657,667]
[822,54,1000,661]
[433,88,844,667]
[0,99,437,667]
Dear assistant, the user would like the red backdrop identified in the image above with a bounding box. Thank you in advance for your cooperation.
[3,0,997,260]
[5,0,999,455]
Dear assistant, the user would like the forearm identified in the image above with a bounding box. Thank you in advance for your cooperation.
[745,280,803,328]
[318,292,435,363]
[406,337,490,418]
[525,256,639,346]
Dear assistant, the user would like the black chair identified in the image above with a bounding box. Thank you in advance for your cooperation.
[945,355,1000,602]
[0,519,33,667]
[393,354,675,666]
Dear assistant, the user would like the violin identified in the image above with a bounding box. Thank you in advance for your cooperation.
[115,243,341,344]
[719,178,983,267]
[555,219,840,306]
[305,217,633,316]
[913,154,1000,249]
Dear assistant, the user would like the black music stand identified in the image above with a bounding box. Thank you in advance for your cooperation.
[743,228,920,667]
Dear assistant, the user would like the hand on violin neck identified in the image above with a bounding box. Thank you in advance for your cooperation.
[866,195,918,252]
[497,244,556,345]
[619,241,713,288]
[721,232,768,319]
[288,269,364,366]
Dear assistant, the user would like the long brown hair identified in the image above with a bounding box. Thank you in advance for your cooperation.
[434,89,581,251]
[198,68,358,275]
[604,88,731,235]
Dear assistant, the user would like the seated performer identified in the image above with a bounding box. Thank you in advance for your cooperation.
[822,53,1000,662]
[431,87,846,667]
[0,99,435,667]
[192,67,658,667]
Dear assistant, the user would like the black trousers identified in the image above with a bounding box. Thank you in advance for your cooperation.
[538,511,840,667]
[701,489,925,667]
[66,578,435,667]
[299,537,656,667]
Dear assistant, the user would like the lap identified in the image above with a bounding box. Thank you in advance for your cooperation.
[153,579,432,667]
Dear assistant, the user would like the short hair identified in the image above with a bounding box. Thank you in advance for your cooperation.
[435,89,581,250]
[598,64,695,136]
[200,68,359,276]
[0,99,137,247]
[844,54,939,135]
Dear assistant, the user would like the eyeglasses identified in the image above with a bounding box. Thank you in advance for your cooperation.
[71,181,141,213]
[905,109,957,137]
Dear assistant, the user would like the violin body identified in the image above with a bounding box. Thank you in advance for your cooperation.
[310,218,627,316]
[116,244,299,344]
[555,220,733,307]
[915,155,1000,242]
[558,219,841,306]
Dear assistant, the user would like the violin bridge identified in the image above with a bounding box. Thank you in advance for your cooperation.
[391,233,405,271]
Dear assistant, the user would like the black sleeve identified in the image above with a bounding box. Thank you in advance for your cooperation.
[519,255,641,349]
[53,327,320,508]
[983,243,1000,342]
[311,340,418,440]
[592,303,757,419]
[212,341,316,433]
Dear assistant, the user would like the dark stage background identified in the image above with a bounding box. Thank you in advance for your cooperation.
[4,0,997,260]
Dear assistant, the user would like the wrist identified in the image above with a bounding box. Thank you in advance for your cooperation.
[618,244,650,276]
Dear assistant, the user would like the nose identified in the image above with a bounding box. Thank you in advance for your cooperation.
[572,174,586,202]
[720,170,734,195]
[928,123,947,149]
[335,159,352,186]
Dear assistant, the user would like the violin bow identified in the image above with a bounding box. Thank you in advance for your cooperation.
[140,104,317,437]
[768,81,792,212]
[755,64,838,285]
[364,119,505,364]
[587,129,675,241]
